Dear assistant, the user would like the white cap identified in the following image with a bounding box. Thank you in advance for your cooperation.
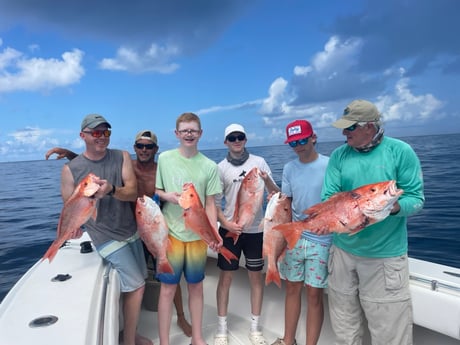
[224,123,246,139]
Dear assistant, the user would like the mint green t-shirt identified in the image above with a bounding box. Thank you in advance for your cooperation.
[321,136,424,257]
[156,149,222,242]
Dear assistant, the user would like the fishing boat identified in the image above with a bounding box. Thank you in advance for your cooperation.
[0,233,459,345]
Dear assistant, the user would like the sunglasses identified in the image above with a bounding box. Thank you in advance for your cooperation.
[288,137,309,148]
[226,134,246,142]
[82,129,111,138]
[344,124,359,131]
[135,143,156,150]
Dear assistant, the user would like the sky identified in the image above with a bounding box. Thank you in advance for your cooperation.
[0,0,459,162]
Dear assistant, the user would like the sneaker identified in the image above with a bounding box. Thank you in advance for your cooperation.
[214,333,228,345]
[249,331,268,345]
[270,338,297,345]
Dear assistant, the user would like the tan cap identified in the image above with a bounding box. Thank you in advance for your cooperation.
[333,100,380,128]
[135,130,158,145]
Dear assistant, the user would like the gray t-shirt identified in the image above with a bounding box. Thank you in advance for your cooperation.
[68,149,137,246]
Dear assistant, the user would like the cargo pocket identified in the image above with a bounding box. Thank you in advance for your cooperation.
[383,256,408,291]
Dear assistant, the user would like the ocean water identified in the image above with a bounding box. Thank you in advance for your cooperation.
[1,133,459,302]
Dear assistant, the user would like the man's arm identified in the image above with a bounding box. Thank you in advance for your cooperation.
[46,147,78,161]
[109,150,138,202]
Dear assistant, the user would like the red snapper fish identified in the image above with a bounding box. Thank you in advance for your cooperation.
[43,173,100,262]
[135,195,174,274]
[274,180,403,249]
[178,182,238,264]
[262,192,292,288]
[227,167,265,244]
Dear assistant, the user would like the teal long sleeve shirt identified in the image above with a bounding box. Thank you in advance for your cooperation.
[321,136,425,257]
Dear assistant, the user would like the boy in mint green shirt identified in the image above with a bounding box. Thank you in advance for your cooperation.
[155,112,222,345]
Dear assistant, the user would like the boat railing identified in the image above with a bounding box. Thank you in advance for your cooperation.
[410,274,460,293]
[97,264,112,345]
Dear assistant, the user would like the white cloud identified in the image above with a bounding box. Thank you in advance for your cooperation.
[0,46,85,93]
[196,99,263,116]
[377,77,443,123]
[99,44,181,74]
[9,126,52,144]
[259,77,290,115]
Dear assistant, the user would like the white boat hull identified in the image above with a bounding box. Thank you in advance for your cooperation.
[1,235,459,344]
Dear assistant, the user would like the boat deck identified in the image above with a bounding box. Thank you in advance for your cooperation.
[136,257,460,345]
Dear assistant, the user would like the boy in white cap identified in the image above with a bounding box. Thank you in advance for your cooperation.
[214,123,279,345]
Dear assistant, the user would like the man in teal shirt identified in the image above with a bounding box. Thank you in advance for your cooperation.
[322,100,424,345]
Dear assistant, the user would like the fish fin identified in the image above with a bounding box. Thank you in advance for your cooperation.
[272,223,303,250]
[166,237,173,252]
[225,231,239,245]
[157,258,175,275]
[258,218,265,231]
[218,247,238,264]
[42,240,63,263]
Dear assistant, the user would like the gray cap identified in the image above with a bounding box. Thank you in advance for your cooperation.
[81,114,111,131]
[333,100,380,129]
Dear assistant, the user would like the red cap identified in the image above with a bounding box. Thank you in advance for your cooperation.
[284,120,313,143]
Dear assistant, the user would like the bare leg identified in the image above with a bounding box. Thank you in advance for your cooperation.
[248,270,264,317]
[305,286,324,345]
[216,270,233,317]
[188,281,206,345]
[282,281,303,345]
[122,285,153,345]
[174,283,192,337]
[158,282,177,345]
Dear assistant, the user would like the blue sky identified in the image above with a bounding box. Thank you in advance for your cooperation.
[0,0,459,162]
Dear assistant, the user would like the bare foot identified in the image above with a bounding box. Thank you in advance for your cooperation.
[177,315,192,337]
[135,333,153,345]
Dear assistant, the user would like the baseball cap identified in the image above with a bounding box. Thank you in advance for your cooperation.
[284,120,313,143]
[81,114,111,131]
[333,99,380,129]
[224,123,246,140]
[135,130,158,145]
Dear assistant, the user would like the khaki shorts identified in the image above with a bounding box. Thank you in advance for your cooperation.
[327,245,413,345]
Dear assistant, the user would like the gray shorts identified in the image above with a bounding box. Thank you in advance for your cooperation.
[327,245,413,345]
[97,235,147,292]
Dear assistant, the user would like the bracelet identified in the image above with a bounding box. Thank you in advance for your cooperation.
[108,184,116,196]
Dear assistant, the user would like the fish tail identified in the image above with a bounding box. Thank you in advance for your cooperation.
[219,247,238,264]
[265,265,281,288]
[273,223,303,250]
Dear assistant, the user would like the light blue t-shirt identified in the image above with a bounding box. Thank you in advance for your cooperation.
[282,153,332,245]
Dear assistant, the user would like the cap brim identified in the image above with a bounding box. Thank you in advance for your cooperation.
[332,118,357,129]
